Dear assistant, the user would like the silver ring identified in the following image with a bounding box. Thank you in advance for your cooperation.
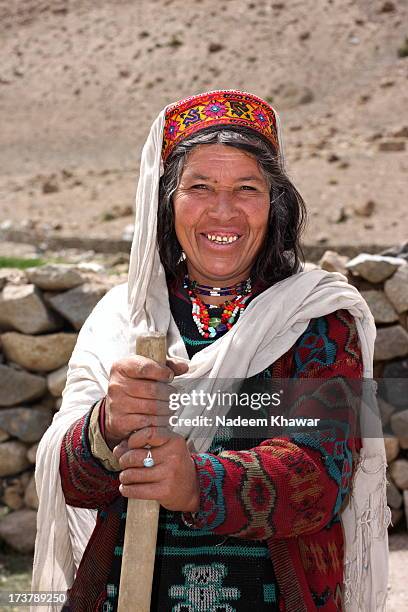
[143,448,155,468]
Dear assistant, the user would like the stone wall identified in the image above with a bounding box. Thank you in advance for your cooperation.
[320,248,408,529]
[0,251,407,553]
[0,263,123,553]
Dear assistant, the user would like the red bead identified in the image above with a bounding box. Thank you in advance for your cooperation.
[187,283,252,338]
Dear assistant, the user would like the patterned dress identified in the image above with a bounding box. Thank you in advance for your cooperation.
[60,284,362,611]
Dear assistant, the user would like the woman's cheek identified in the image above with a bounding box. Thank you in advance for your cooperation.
[174,196,206,227]
[239,201,269,226]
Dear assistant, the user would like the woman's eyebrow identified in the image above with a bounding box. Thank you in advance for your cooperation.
[184,173,263,182]
[184,172,212,180]
[235,175,263,182]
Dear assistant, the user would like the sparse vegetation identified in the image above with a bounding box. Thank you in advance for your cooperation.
[101,212,115,222]
[0,257,45,269]
[208,42,224,53]
[168,35,183,48]
[397,37,408,58]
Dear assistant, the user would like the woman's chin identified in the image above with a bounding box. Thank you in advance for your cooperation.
[190,263,248,284]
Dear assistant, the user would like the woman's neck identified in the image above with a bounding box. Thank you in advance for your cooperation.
[196,293,229,307]
[185,275,251,306]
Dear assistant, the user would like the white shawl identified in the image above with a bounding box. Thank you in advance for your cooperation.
[32,103,389,611]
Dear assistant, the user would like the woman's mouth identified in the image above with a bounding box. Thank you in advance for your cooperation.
[201,232,241,245]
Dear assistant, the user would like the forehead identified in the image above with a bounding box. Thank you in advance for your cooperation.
[181,144,262,178]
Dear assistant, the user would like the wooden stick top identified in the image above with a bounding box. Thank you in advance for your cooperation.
[135,333,167,366]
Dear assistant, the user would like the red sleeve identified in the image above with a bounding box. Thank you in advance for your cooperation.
[59,401,120,509]
[183,309,362,539]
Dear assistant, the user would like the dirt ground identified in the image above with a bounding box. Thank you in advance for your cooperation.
[388,533,408,611]
[0,533,407,611]
[0,0,407,250]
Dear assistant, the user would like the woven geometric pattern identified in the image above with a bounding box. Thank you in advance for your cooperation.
[163,90,279,161]
[59,300,363,611]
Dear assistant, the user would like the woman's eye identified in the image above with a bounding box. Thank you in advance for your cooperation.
[239,185,257,191]
[190,184,209,190]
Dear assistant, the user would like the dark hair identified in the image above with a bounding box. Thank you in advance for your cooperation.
[157,125,306,286]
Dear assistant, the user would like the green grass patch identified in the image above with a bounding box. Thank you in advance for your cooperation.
[0,257,46,270]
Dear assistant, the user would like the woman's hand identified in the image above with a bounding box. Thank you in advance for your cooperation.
[105,356,188,450]
[113,427,200,513]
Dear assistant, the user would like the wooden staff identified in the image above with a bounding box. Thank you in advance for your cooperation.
[118,332,167,612]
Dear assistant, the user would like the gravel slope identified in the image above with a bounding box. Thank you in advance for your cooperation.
[0,0,407,248]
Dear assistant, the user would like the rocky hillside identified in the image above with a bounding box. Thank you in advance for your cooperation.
[0,0,407,247]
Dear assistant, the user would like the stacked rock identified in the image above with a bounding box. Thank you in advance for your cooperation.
[0,263,125,553]
[320,246,408,531]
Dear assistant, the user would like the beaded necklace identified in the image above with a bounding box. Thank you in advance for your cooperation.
[184,276,252,339]
[189,278,251,297]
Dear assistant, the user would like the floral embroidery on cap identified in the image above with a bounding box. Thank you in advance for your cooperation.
[162,90,280,162]
[204,101,228,118]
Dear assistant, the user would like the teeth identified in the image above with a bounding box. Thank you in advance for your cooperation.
[206,234,239,243]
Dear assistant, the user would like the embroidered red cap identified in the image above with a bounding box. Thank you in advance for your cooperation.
[162,89,280,162]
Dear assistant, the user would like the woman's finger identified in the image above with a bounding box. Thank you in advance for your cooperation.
[117,445,167,469]
[118,414,171,437]
[120,380,174,403]
[112,439,129,459]
[118,397,171,417]
[119,464,165,486]
[114,355,175,382]
[127,426,174,449]
[119,482,166,500]
[166,358,189,377]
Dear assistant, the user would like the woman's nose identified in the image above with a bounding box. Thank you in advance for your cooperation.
[207,189,239,219]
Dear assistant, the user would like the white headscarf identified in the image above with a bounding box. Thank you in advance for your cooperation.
[32,92,389,611]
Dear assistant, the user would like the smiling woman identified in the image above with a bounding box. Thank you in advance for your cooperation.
[173,144,270,287]
[158,124,306,290]
[33,90,388,612]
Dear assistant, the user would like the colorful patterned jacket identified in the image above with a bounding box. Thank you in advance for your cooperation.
[59,308,362,611]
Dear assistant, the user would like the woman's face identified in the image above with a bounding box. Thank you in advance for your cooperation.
[173,144,270,286]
